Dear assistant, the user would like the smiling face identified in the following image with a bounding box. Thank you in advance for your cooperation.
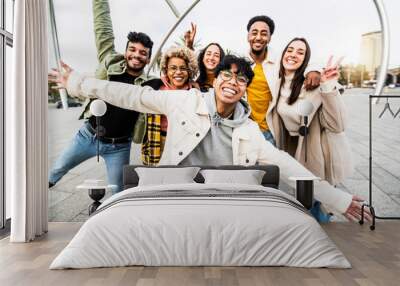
[214,64,247,106]
[166,57,190,89]
[203,44,221,71]
[247,21,271,55]
[124,42,150,73]
[282,40,307,73]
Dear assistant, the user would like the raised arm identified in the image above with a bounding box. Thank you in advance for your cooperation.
[49,62,198,116]
[318,81,347,132]
[184,22,197,50]
[318,56,348,132]
[93,0,116,63]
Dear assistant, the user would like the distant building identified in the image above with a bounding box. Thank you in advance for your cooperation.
[360,31,381,80]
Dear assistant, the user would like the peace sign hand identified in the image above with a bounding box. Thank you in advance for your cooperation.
[184,22,197,50]
[321,56,343,83]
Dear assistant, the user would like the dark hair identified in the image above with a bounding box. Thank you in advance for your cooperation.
[247,15,275,35]
[197,43,225,87]
[126,31,154,59]
[214,55,254,86]
[277,38,311,105]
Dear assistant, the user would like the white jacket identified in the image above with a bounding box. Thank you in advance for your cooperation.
[67,72,352,214]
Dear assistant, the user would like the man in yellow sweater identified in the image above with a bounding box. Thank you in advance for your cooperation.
[246,16,321,145]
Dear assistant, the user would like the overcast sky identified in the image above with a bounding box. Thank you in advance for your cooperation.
[50,0,400,74]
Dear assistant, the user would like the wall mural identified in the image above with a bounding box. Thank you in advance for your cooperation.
[46,0,399,228]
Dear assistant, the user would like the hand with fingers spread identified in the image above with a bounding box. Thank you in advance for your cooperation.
[321,55,343,83]
[344,195,372,223]
[48,61,73,90]
[184,22,197,50]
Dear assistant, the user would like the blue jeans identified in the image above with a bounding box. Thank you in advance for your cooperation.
[310,201,332,223]
[49,124,131,194]
[262,130,276,146]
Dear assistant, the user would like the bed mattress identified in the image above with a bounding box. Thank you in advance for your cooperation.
[50,183,350,269]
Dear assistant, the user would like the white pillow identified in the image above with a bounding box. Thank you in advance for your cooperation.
[200,169,266,185]
[135,167,200,186]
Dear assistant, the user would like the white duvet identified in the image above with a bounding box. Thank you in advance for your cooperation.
[50,183,350,269]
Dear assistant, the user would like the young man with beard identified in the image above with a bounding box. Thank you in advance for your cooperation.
[49,55,371,223]
[48,0,153,194]
[246,15,321,145]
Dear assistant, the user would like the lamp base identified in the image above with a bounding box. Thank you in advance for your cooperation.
[296,180,313,210]
[88,188,106,215]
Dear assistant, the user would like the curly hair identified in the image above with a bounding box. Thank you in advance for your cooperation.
[126,32,153,58]
[160,46,199,80]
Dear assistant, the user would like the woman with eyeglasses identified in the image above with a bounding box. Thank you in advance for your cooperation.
[266,38,355,222]
[141,46,199,165]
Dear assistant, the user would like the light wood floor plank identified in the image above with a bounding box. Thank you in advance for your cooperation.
[0,222,399,286]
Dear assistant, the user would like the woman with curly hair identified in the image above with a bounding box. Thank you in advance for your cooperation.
[141,46,199,165]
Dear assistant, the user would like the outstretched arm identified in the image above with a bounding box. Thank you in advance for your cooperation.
[49,62,196,116]
[256,132,371,221]
[93,0,116,63]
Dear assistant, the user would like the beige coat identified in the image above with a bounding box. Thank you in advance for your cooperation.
[267,80,352,185]
[67,72,353,214]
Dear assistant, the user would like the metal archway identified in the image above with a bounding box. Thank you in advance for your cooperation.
[373,0,390,101]
[48,0,390,101]
[148,0,390,97]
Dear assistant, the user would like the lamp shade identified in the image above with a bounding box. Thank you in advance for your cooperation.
[89,99,107,117]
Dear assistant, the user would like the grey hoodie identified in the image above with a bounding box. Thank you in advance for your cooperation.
[180,90,251,166]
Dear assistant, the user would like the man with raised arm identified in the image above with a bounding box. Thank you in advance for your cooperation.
[48,0,153,194]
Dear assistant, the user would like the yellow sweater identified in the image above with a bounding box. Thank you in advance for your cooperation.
[246,63,272,131]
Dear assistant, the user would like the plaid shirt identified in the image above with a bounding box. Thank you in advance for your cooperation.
[140,77,195,165]
[141,114,166,165]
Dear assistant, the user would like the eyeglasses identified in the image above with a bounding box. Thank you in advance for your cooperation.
[167,65,189,73]
[219,70,249,86]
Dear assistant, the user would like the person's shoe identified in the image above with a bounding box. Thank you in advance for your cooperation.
[310,201,332,223]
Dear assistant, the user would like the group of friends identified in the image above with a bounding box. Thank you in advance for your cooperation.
[48,0,371,223]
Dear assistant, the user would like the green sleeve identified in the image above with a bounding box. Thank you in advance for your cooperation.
[93,0,116,63]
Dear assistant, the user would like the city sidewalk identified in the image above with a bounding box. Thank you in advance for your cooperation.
[48,88,400,222]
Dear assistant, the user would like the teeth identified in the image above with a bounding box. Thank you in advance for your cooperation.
[174,77,183,81]
[223,88,236,95]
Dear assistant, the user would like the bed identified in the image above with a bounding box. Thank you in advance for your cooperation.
[50,165,350,269]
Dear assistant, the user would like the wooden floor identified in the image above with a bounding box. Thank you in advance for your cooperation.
[0,222,399,286]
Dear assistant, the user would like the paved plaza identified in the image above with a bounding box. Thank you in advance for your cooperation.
[48,88,400,222]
